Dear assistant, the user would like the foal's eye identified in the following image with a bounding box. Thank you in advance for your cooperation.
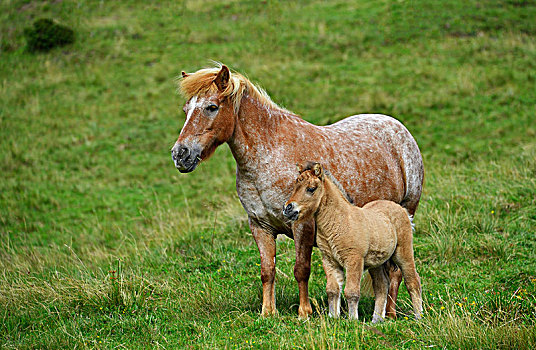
[306,187,317,194]
[206,104,219,112]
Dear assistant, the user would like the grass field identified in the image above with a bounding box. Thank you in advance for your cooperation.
[1,0,535,348]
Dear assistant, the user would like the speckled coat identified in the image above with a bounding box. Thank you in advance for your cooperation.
[171,65,424,318]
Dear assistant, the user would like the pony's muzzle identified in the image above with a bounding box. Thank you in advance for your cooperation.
[171,144,201,173]
[283,202,299,221]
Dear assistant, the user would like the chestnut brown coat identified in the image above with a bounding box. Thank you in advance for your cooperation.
[171,64,424,318]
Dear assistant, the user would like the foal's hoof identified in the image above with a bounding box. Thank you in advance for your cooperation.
[371,316,385,324]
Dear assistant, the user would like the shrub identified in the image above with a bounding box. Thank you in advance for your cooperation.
[23,18,75,52]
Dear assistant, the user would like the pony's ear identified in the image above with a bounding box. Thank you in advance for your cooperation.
[214,65,230,91]
[296,163,304,173]
[181,71,189,78]
[312,163,323,178]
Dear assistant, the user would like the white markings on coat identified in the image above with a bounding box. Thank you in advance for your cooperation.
[185,95,198,123]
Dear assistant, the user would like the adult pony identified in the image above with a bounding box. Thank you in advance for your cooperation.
[171,64,424,318]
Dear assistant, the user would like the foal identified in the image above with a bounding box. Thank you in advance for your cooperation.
[283,162,423,322]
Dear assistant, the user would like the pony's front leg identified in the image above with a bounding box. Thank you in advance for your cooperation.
[385,263,403,319]
[344,259,364,320]
[250,221,277,316]
[292,219,315,318]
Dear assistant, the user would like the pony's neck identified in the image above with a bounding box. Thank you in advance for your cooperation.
[227,92,301,169]
[315,178,355,238]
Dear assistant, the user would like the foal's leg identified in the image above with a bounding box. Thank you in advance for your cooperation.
[392,241,423,319]
[292,219,315,318]
[344,259,364,320]
[369,265,390,323]
[250,221,277,316]
[323,257,344,318]
[389,199,420,319]
[386,262,403,319]
[402,266,422,319]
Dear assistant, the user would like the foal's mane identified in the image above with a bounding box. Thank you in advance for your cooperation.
[300,162,354,205]
[179,63,284,114]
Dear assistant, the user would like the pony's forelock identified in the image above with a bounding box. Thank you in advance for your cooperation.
[299,162,354,204]
[178,63,282,114]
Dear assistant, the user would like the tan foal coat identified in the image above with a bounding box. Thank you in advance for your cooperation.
[284,163,423,322]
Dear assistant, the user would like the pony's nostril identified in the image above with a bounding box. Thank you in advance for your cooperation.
[176,146,191,163]
[172,145,201,172]
[284,203,294,215]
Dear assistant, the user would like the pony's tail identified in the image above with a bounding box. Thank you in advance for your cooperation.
[406,210,415,232]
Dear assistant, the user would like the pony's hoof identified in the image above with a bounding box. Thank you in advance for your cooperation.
[298,304,313,319]
[260,306,277,317]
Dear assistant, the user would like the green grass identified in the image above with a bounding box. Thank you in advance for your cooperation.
[1,0,535,348]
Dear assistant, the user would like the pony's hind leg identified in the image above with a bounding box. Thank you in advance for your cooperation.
[385,262,402,319]
[323,257,344,318]
[369,265,390,323]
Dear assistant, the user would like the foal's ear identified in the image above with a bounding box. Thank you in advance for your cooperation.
[181,71,189,78]
[312,163,323,177]
[214,65,230,91]
[296,163,304,173]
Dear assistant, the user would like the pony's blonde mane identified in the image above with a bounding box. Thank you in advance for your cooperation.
[179,64,284,114]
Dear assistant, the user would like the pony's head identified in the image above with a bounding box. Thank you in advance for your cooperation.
[283,162,325,222]
[171,63,277,173]
[171,65,236,172]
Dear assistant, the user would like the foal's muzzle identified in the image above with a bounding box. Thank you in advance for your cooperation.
[171,144,201,173]
[283,203,299,221]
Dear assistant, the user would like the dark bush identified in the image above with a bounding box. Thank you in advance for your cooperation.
[24,18,75,53]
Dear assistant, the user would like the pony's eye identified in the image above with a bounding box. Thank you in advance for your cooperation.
[306,187,316,194]
[206,104,219,112]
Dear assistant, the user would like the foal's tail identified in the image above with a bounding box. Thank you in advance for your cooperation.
[360,260,398,298]
[361,272,374,298]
